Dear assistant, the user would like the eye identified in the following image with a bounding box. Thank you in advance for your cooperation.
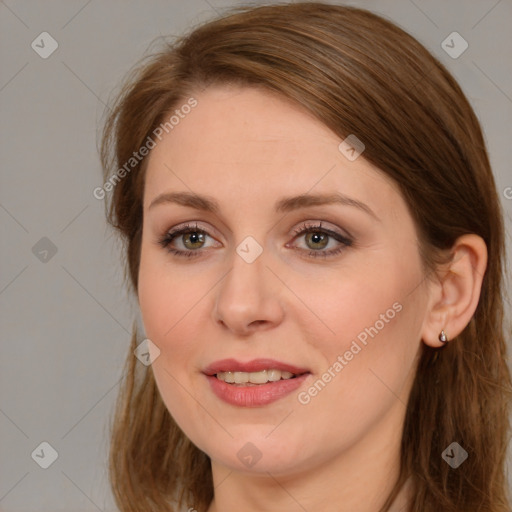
[157,221,353,260]
[288,221,353,258]
[158,222,219,258]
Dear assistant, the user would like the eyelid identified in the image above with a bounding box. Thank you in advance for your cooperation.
[290,220,353,240]
[162,221,221,240]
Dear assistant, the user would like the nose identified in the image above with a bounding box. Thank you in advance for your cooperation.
[212,247,285,337]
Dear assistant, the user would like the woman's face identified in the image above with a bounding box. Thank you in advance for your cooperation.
[138,86,428,476]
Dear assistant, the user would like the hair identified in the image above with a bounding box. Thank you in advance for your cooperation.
[99,3,512,511]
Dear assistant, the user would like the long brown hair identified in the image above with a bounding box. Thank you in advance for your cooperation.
[99,3,512,511]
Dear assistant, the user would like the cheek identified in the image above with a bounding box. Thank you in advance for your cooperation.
[292,257,423,413]
[289,265,409,355]
[138,247,212,421]
[139,284,202,378]
[138,244,202,346]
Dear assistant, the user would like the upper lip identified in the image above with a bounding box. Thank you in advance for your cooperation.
[203,358,310,376]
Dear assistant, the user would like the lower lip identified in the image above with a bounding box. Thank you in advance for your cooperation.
[206,374,310,407]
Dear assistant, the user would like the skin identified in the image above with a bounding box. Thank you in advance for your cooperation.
[137,86,487,512]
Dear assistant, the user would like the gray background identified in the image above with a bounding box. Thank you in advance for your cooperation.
[1,1,511,510]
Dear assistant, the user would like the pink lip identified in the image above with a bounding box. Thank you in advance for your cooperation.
[203,358,309,376]
[203,358,311,407]
[205,374,310,407]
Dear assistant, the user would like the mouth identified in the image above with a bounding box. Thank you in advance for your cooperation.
[203,358,311,406]
[203,358,310,382]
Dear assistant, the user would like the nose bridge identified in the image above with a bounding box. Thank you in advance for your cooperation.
[219,242,268,310]
[213,238,284,333]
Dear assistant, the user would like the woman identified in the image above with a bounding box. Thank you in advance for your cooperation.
[100,3,512,511]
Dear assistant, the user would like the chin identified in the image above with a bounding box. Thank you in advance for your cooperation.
[203,432,314,476]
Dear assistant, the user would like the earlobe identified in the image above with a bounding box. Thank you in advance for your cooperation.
[421,234,487,348]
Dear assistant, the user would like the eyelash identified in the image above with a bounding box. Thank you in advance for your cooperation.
[157,221,353,260]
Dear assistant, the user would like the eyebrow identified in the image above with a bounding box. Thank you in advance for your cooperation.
[148,191,378,219]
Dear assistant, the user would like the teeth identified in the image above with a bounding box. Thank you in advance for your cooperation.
[216,369,296,384]
[267,369,281,382]
[223,372,235,383]
[233,371,249,384]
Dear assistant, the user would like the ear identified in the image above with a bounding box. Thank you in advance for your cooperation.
[421,234,487,348]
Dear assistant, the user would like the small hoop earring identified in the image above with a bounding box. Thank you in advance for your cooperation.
[439,330,448,343]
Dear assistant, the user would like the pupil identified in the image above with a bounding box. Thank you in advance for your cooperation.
[307,232,327,249]
[185,232,204,248]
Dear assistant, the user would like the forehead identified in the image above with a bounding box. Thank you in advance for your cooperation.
[151,86,338,161]
[143,86,398,216]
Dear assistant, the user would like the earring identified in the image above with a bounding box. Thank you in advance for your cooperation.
[439,330,448,343]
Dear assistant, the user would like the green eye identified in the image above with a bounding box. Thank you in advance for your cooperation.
[182,232,206,250]
[304,231,329,250]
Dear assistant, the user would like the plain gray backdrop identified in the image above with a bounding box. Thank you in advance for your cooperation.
[1,1,511,510]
